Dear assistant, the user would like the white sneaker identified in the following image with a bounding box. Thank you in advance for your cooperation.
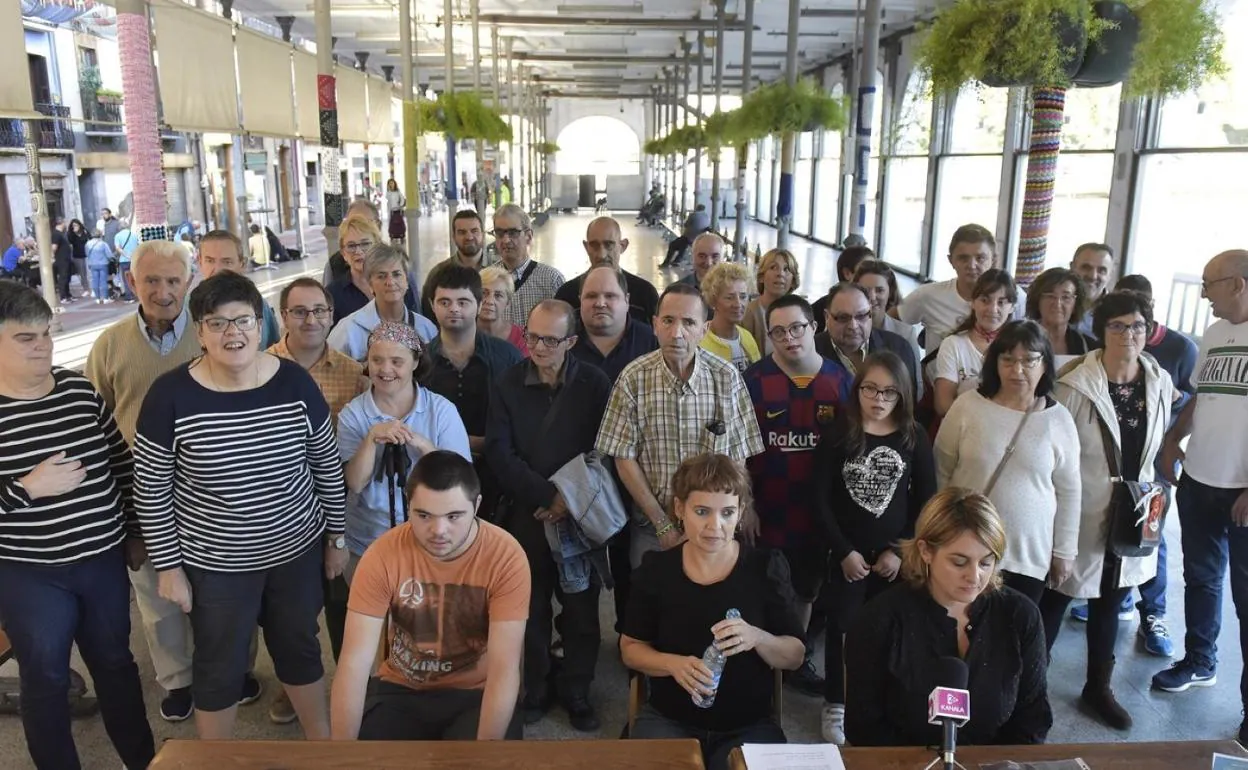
[821,703,846,745]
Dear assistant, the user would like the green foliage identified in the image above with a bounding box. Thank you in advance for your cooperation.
[536,141,560,155]
[721,78,846,143]
[95,88,123,102]
[79,65,102,96]
[1126,0,1227,97]
[916,0,1225,97]
[404,91,512,142]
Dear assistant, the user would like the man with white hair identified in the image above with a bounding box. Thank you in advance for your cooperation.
[492,203,565,326]
[84,240,263,723]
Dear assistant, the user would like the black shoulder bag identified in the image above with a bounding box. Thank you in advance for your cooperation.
[1095,415,1169,558]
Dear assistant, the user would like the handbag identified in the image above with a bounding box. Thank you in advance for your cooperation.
[983,402,1036,497]
[1095,415,1168,558]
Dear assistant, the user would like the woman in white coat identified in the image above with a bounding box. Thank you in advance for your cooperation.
[1042,290,1174,731]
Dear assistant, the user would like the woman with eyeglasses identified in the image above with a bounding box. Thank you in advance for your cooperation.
[478,266,530,356]
[743,249,800,357]
[337,322,471,580]
[813,351,936,745]
[1038,291,1173,730]
[1025,267,1098,370]
[329,244,437,361]
[700,263,761,374]
[133,272,348,741]
[934,320,1081,609]
[931,269,1018,418]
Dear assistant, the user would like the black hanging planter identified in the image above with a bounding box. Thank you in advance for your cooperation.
[981,5,1089,88]
[1073,1,1141,87]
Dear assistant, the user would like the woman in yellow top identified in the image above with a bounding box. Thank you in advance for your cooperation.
[743,249,800,357]
[247,224,272,271]
[699,262,761,374]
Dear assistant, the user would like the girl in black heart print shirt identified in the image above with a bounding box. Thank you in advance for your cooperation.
[813,350,937,745]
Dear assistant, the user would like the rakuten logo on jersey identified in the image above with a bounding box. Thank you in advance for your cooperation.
[767,431,820,452]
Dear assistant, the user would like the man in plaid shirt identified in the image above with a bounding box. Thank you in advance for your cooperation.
[596,283,764,568]
[491,203,565,327]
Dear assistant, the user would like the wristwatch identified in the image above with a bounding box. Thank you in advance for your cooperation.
[327,534,346,550]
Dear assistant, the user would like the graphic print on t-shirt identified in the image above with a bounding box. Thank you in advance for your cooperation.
[1197,343,1248,397]
[843,445,906,518]
[388,579,489,685]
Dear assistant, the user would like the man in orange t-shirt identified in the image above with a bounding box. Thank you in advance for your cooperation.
[330,451,531,740]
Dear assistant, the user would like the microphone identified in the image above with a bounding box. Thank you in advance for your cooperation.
[927,656,970,770]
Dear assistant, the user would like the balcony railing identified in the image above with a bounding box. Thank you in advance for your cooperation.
[83,98,123,134]
[0,102,75,150]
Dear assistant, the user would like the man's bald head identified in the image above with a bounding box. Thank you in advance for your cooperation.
[1204,249,1248,324]
[1212,249,1248,276]
[583,216,628,268]
[691,232,725,280]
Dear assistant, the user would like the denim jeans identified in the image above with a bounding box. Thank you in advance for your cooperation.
[89,265,110,300]
[1136,531,1168,617]
[0,546,155,770]
[1178,476,1248,703]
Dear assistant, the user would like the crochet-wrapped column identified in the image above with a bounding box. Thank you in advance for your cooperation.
[116,0,167,241]
[1016,86,1067,289]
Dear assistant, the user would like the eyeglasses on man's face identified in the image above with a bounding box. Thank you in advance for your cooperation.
[829,311,872,326]
[766,321,812,342]
[523,331,571,349]
[286,307,331,321]
[490,228,529,241]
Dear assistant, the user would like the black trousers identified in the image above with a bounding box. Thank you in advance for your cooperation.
[664,236,690,265]
[1040,553,1131,663]
[508,510,601,702]
[359,679,523,740]
[608,522,632,634]
[53,255,71,300]
[822,569,891,704]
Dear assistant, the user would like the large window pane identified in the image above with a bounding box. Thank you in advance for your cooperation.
[931,155,1003,281]
[794,159,813,235]
[892,71,933,156]
[745,142,758,220]
[814,158,841,242]
[1061,85,1122,151]
[949,85,1009,154]
[758,139,773,223]
[1130,152,1248,334]
[1046,152,1114,269]
[881,156,929,273]
[1157,0,1246,148]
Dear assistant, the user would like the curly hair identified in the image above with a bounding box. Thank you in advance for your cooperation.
[700,262,753,305]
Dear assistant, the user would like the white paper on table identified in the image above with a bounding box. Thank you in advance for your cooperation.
[740,743,847,770]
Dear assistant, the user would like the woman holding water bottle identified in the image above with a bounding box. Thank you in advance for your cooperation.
[620,453,806,770]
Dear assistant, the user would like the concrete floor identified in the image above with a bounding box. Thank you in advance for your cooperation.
[6,210,1240,766]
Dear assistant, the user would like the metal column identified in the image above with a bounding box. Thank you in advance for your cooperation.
[491,25,501,207]
[776,0,799,249]
[694,27,705,219]
[400,0,419,267]
[849,0,882,240]
[733,0,754,258]
[23,123,59,328]
[506,38,516,206]
[444,0,458,228]
[313,0,342,245]
[679,41,690,222]
[710,0,725,231]
[471,0,485,215]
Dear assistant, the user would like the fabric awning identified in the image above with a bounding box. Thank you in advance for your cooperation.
[236,28,295,138]
[152,3,238,132]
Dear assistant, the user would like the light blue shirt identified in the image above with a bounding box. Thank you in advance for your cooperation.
[136,304,190,355]
[114,229,139,262]
[336,386,471,555]
[326,299,437,363]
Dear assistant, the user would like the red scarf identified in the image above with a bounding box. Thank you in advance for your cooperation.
[974,325,1003,344]
[1147,322,1166,348]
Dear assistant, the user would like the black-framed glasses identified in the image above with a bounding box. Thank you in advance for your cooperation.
[523,331,571,349]
[1106,320,1150,336]
[859,383,901,402]
[1040,292,1077,305]
[201,315,258,333]
[286,307,331,321]
[490,228,529,241]
[829,310,872,325]
[1000,354,1044,370]
[766,321,812,342]
[343,240,375,253]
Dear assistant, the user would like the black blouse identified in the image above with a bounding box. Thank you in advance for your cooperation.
[623,544,805,731]
[844,583,1052,747]
[1108,372,1148,482]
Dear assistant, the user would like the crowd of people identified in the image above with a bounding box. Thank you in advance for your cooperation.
[0,208,1245,770]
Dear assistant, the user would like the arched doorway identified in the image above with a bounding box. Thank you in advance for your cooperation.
[554,116,643,208]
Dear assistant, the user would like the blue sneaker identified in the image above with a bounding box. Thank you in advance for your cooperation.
[1070,603,1090,622]
[1118,592,1135,618]
[1139,614,1175,657]
[1152,658,1216,692]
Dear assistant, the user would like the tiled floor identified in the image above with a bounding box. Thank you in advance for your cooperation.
[7,210,1241,767]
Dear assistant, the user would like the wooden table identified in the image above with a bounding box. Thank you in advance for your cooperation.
[149,738,706,769]
[730,740,1247,769]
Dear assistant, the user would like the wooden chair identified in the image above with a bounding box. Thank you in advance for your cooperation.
[626,668,784,735]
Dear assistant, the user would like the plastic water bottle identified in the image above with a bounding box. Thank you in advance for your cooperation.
[693,608,741,708]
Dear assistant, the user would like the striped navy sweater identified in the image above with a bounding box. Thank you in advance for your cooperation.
[0,368,135,565]
[133,357,347,572]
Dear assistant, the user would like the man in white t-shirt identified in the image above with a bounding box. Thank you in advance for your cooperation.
[1071,243,1116,336]
[1151,250,1248,744]
[897,223,994,356]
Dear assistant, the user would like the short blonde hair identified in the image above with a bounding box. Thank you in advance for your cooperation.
[700,262,752,305]
[338,213,382,251]
[756,248,801,295]
[130,239,191,279]
[479,265,516,302]
[900,488,1006,591]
